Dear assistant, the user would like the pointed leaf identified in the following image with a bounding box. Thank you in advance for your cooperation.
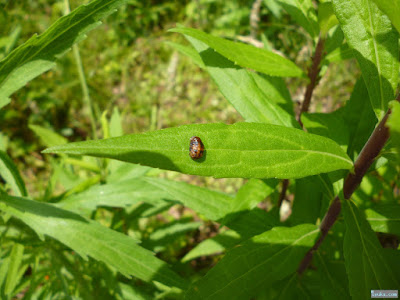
[332,0,399,120]
[342,200,399,299]
[170,27,304,77]
[43,123,353,179]
[172,37,298,127]
[184,224,319,300]
[0,0,128,105]
[0,150,27,197]
[0,195,188,290]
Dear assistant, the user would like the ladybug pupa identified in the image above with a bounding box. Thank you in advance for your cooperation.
[189,136,204,160]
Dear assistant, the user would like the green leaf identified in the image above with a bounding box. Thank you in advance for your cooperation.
[60,176,233,221]
[228,178,278,214]
[4,243,24,297]
[341,78,377,160]
[170,27,304,77]
[0,195,188,290]
[301,111,349,150]
[342,200,399,299]
[174,36,298,127]
[0,0,128,106]
[29,125,68,148]
[371,0,400,33]
[142,218,201,252]
[0,150,27,197]
[387,101,400,161]
[318,2,339,36]
[184,224,319,300]
[365,205,400,236]
[43,123,353,179]
[183,208,279,262]
[332,0,399,120]
[277,0,319,38]
[324,44,353,63]
[315,252,350,300]
[181,229,241,262]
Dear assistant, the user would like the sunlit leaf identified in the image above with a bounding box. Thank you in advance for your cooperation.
[332,0,399,120]
[342,200,399,299]
[43,123,353,179]
[170,27,304,77]
[0,195,188,290]
[184,224,319,300]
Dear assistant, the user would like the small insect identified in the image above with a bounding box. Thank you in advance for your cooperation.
[189,136,204,160]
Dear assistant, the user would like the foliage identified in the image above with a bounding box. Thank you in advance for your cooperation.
[0,0,399,299]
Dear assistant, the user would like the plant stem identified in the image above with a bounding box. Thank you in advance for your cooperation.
[297,106,394,275]
[64,0,97,140]
[278,179,289,208]
[297,36,326,126]
[250,0,262,38]
[279,37,327,208]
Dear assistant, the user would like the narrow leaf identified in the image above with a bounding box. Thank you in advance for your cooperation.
[170,27,304,77]
[43,123,353,179]
[387,101,400,161]
[0,150,27,197]
[277,0,319,38]
[59,176,233,221]
[0,195,188,289]
[184,224,319,300]
[4,243,24,297]
[342,200,399,299]
[0,0,128,105]
[173,37,298,127]
[332,0,399,120]
[29,125,68,148]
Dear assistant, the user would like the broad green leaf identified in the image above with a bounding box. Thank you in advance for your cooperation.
[342,200,399,299]
[365,205,400,236]
[172,37,298,127]
[29,125,68,148]
[43,123,353,179]
[0,195,188,290]
[0,150,27,197]
[184,224,319,300]
[170,27,304,77]
[277,0,319,38]
[60,176,233,221]
[0,0,128,106]
[4,243,24,297]
[332,0,399,120]
[318,2,339,36]
[341,78,377,160]
[371,0,400,33]
[290,178,325,225]
[315,252,350,300]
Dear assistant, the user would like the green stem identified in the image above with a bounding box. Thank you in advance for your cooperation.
[63,0,97,140]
